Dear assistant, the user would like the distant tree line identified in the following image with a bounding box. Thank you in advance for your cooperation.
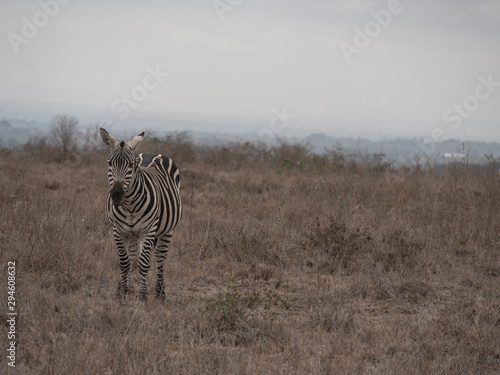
[4,113,500,173]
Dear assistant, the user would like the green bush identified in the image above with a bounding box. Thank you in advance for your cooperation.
[203,283,291,332]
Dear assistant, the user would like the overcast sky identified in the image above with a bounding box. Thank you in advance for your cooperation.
[0,0,499,140]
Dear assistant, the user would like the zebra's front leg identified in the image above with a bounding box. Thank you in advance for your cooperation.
[114,231,132,299]
[138,235,155,301]
[155,233,172,299]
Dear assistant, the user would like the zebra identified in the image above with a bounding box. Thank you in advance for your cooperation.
[100,128,182,300]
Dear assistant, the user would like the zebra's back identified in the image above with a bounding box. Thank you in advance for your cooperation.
[137,153,180,189]
[136,153,182,237]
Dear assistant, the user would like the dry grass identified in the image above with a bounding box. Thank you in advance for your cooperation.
[1,142,499,374]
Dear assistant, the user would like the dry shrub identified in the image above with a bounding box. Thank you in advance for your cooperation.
[140,130,197,164]
[198,141,270,171]
[375,230,426,273]
[302,216,374,273]
[22,136,56,163]
[199,283,290,346]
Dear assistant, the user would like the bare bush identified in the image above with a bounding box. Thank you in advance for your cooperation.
[83,123,108,154]
[140,130,196,164]
[23,135,56,163]
[49,114,80,160]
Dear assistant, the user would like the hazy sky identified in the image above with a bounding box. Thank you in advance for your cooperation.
[0,0,499,140]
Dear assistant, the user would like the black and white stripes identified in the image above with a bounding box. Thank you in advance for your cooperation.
[100,128,182,300]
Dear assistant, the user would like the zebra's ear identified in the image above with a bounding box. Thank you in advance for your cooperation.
[100,128,119,150]
[127,131,144,152]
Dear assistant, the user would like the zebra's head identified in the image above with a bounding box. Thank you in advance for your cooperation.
[100,128,144,206]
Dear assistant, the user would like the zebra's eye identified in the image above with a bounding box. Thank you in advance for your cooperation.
[128,162,134,168]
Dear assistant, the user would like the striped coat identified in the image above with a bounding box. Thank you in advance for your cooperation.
[100,128,182,300]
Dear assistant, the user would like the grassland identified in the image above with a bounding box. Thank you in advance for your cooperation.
[1,136,499,374]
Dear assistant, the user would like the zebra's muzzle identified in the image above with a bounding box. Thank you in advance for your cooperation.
[110,181,125,206]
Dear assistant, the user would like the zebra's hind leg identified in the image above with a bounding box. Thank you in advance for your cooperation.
[155,233,172,299]
[138,235,155,301]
